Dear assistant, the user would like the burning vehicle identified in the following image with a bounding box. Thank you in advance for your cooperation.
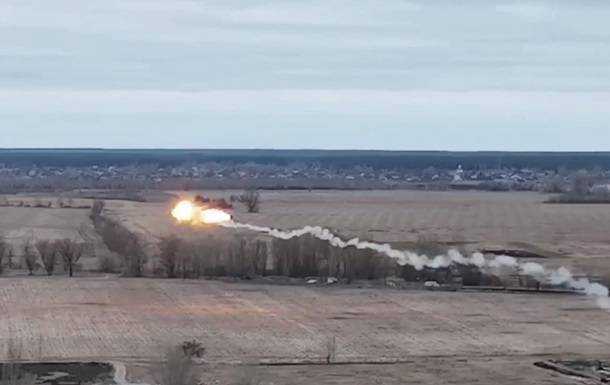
[193,195,233,210]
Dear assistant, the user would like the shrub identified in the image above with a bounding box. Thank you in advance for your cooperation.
[547,191,610,204]
[571,170,593,195]
[181,340,205,358]
[90,200,105,219]
[540,174,565,193]
[154,346,198,385]
[479,180,511,191]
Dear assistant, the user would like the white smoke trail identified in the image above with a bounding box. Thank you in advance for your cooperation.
[221,221,610,309]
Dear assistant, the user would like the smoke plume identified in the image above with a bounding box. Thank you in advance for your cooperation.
[221,221,609,309]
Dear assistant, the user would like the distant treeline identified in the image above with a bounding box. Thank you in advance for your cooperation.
[1,149,610,170]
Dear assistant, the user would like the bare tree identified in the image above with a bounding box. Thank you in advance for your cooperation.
[238,188,260,213]
[159,235,183,278]
[123,235,147,277]
[176,241,197,279]
[22,240,38,275]
[227,238,250,278]
[35,240,58,276]
[190,236,222,278]
[252,240,268,276]
[0,236,11,275]
[55,239,84,277]
[154,346,198,385]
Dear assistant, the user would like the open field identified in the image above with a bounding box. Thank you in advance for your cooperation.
[1,190,610,383]
[1,277,609,384]
[104,189,610,278]
[0,202,111,270]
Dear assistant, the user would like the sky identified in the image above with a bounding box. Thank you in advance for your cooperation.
[0,0,609,150]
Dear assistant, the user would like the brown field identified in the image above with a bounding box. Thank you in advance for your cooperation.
[106,190,610,278]
[0,202,111,270]
[2,190,610,384]
[2,277,609,384]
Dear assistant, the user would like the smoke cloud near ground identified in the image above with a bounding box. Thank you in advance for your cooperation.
[221,221,610,310]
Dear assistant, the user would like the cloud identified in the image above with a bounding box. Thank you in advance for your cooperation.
[0,1,609,149]
[1,89,609,151]
[211,1,422,26]
[0,89,607,115]
[495,3,555,22]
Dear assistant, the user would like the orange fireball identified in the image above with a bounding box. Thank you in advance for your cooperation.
[171,200,232,224]
[171,200,196,222]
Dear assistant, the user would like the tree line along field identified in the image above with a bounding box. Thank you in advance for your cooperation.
[105,189,610,280]
[2,189,610,280]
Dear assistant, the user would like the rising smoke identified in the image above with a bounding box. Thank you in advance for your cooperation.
[221,221,610,310]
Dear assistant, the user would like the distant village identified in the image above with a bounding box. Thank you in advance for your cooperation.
[1,161,609,194]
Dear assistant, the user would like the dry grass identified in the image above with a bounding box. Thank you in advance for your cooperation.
[1,277,609,363]
[1,190,608,385]
[0,204,110,271]
[153,346,198,385]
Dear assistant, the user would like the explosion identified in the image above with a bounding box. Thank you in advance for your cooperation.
[171,200,232,224]
[200,208,232,224]
[171,200,196,222]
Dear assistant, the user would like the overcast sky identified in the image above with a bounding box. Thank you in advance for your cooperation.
[1,1,609,150]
